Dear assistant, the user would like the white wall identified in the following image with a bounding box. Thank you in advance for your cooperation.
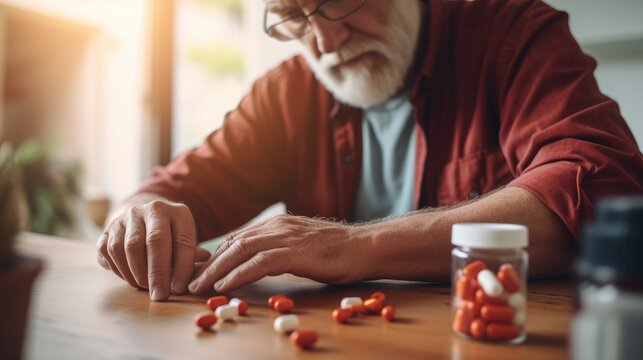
[0,0,152,204]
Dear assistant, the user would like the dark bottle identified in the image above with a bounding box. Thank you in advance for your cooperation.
[572,196,643,360]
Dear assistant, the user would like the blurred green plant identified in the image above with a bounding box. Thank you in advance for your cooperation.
[190,44,246,78]
[13,140,81,236]
[0,143,27,266]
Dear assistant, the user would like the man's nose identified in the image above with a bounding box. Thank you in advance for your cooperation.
[309,16,350,54]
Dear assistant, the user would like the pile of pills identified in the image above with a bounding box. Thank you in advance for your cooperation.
[452,261,526,341]
[334,291,396,323]
[194,290,396,349]
[193,295,249,330]
[269,294,318,348]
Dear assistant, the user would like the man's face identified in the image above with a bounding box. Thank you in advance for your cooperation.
[265,0,423,109]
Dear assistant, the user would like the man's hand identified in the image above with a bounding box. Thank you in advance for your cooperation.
[96,199,209,301]
[188,214,369,294]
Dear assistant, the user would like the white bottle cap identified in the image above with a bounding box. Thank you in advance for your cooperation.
[451,223,528,249]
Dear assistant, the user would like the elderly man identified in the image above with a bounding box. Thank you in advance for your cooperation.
[97,0,642,301]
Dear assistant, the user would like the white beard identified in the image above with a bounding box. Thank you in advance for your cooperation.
[300,1,422,109]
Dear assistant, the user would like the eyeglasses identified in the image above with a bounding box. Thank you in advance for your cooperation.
[264,0,366,41]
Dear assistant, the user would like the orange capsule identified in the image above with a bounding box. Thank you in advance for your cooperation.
[290,329,318,348]
[332,308,353,323]
[463,260,487,279]
[349,303,368,315]
[206,296,229,311]
[230,298,249,315]
[475,289,507,306]
[194,311,217,330]
[268,294,287,308]
[456,276,477,301]
[480,304,515,323]
[452,308,472,335]
[363,298,384,314]
[459,300,482,318]
[486,323,520,340]
[370,291,386,303]
[381,305,395,322]
[497,264,522,293]
[470,318,486,339]
[274,298,294,313]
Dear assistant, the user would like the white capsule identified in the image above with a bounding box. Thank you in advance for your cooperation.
[513,310,526,326]
[215,304,238,321]
[229,298,242,308]
[477,269,504,298]
[508,293,527,311]
[273,314,300,334]
[340,297,363,309]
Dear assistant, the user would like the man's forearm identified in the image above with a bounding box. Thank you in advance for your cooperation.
[355,186,576,281]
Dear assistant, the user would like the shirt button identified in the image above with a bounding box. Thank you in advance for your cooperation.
[468,189,480,199]
[342,154,353,164]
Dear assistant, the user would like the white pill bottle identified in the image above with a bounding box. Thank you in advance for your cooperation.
[451,223,529,344]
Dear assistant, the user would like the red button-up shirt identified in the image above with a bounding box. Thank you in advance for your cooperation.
[139,0,643,242]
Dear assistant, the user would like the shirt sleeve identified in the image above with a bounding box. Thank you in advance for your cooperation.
[496,1,643,240]
[136,66,294,241]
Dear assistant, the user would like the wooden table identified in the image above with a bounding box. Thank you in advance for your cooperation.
[18,233,574,359]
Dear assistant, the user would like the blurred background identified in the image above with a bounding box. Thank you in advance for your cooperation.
[0,0,641,241]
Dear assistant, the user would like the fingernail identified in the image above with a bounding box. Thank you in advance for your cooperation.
[214,280,224,291]
[151,287,167,301]
[172,281,187,294]
[188,280,199,293]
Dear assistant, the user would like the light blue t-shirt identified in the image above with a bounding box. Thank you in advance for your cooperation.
[351,91,416,222]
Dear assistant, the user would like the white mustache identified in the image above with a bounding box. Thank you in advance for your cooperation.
[318,37,387,69]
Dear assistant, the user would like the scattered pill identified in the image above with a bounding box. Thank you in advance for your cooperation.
[340,297,363,309]
[215,304,238,321]
[273,314,300,334]
[229,298,249,315]
[381,305,395,322]
[349,303,368,315]
[206,295,229,312]
[369,291,386,303]
[194,312,217,330]
[268,294,287,308]
[463,260,487,279]
[456,276,477,301]
[290,329,318,348]
[452,308,472,335]
[497,264,521,293]
[470,318,486,339]
[477,269,504,298]
[480,304,515,323]
[332,308,353,324]
[486,323,520,340]
[363,298,384,314]
[475,289,507,306]
[274,298,294,313]
[507,293,526,310]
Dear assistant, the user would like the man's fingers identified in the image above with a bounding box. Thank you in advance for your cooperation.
[169,206,197,295]
[196,247,211,262]
[145,210,173,301]
[188,234,280,294]
[194,262,207,275]
[214,248,291,293]
[190,237,235,280]
[106,222,140,288]
[124,212,149,289]
[96,253,110,271]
